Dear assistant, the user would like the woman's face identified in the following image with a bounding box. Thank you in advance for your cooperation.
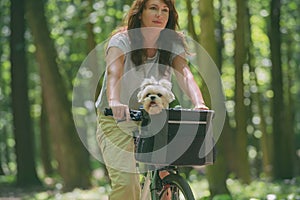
[140,0,169,28]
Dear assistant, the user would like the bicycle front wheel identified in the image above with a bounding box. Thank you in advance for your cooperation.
[159,174,195,200]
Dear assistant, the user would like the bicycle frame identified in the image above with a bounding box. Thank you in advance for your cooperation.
[141,166,178,200]
[150,170,161,199]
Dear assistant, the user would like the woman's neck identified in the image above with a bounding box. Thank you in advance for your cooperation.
[141,27,164,58]
[141,28,160,48]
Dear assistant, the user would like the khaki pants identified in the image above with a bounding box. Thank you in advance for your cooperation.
[97,115,141,200]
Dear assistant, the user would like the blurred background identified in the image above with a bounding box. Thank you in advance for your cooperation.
[0,0,299,199]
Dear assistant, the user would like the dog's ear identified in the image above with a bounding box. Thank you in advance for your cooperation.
[159,79,172,91]
[159,79,175,103]
[137,90,143,102]
[167,91,175,103]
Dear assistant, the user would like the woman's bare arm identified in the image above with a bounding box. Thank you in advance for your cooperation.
[106,47,130,120]
[172,54,208,110]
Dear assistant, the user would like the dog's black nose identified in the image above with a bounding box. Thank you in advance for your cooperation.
[150,96,156,100]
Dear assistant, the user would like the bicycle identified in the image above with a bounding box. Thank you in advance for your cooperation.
[104,108,215,200]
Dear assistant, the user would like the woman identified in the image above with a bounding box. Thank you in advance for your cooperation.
[95,0,208,199]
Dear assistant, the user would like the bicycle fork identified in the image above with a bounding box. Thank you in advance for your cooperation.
[150,170,172,200]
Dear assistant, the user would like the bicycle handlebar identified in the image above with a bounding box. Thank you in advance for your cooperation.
[104,108,143,121]
[104,107,213,122]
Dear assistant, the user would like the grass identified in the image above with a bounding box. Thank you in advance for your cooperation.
[189,175,300,200]
[226,178,300,200]
[1,171,300,200]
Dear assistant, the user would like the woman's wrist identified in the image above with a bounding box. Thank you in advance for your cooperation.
[108,99,121,107]
[194,102,209,110]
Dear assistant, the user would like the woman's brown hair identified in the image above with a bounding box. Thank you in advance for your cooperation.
[123,0,185,66]
[126,0,178,30]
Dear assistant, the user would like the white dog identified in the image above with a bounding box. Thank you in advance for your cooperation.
[137,77,175,115]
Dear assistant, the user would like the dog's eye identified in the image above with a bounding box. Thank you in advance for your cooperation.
[157,93,162,97]
[146,93,151,97]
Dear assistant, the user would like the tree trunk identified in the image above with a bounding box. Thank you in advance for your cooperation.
[25,0,91,191]
[199,0,217,58]
[269,0,294,179]
[233,0,251,183]
[186,0,198,41]
[86,0,97,52]
[0,128,5,175]
[2,127,11,174]
[40,99,54,176]
[198,0,230,196]
[10,0,41,186]
[285,38,297,175]
[285,41,296,176]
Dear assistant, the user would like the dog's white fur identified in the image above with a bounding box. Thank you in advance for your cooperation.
[137,77,175,115]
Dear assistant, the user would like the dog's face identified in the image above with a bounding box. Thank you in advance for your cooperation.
[137,77,175,115]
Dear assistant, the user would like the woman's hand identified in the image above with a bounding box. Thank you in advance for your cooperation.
[109,100,130,121]
[193,103,209,110]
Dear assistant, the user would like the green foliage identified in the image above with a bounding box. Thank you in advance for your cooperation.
[0,0,14,176]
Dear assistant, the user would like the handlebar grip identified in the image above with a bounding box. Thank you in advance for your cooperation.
[104,108,113,116]
[103,108,143,121]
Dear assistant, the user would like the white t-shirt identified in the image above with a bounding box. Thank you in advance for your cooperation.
[95,31,185,111]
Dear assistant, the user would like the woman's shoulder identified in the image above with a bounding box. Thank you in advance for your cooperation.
[107,29,130,52]
[110,29,130,42]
